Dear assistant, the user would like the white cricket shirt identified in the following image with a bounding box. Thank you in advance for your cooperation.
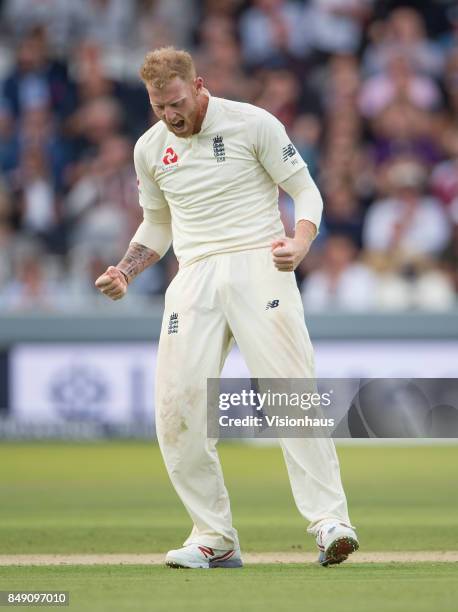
[134,94,306,267]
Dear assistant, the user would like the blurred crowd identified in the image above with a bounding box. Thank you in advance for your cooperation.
[0,0,457,312]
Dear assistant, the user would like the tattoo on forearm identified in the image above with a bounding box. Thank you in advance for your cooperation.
[116,242,160,283]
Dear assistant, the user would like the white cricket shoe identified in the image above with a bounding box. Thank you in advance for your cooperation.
[165,544,243,569]
[316,522,359,566]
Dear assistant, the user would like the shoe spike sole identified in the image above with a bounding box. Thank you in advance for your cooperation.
[320,536,359,567]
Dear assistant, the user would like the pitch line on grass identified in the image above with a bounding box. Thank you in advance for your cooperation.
[0,552,457,566]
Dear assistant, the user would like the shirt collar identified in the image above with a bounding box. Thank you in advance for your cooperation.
[199,91,218,134]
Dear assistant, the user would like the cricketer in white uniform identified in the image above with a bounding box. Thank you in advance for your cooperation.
[96,47,358,569]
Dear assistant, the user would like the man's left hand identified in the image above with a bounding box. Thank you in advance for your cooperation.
[271,221,316,272]
[271,237,310,271]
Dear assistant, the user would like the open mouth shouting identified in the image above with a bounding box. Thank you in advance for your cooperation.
[170,119,186,132]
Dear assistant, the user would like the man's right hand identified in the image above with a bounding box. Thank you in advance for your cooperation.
[95,266,128,300]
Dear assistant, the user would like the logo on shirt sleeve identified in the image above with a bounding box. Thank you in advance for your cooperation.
[282,143,297,162]
[163,147,179,165]
[212,134,226,163]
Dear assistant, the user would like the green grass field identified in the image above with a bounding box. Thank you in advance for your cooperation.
[1,564,456,612]
[0,443,457,611]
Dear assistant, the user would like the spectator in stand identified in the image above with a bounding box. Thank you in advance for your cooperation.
[137,0,199,50]
[4,103,69,254]
[0,103,17,175]
[362,6,444,77]
[2,0,86,55]
[322,182,365,247]
[78,0,137,52]
[318,54,365,203]
[431,155,458,209]
[64,96,125,185]
[0,241,61,311]
[301,234,377,311]
[239,0,309,68]
[305,0,373,58]
[431,66,458,209]
[11,145,59,248]
[366,250,456,312]
[1,103,70,195]
[320,110,363,203]
[65,134,140,257]
[68,39,150,140]
[254,69,301,128]
[368,101,442,168]
[1,27,75,121]
[363,158,450,260]
[69,40,117,103]
[290,114,321,178]
[16,105,70,193]
[320,54,360,113]
[194,16,253,101]
[434,45,458,218]
[359,52,442,119]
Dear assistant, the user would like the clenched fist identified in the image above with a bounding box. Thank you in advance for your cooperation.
[271,221,316,272]
[95,266,128,300]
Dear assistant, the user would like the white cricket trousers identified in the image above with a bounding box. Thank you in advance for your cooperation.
[155,247,352,550]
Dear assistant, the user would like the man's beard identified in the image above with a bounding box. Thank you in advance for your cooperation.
[167,105,199,137]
